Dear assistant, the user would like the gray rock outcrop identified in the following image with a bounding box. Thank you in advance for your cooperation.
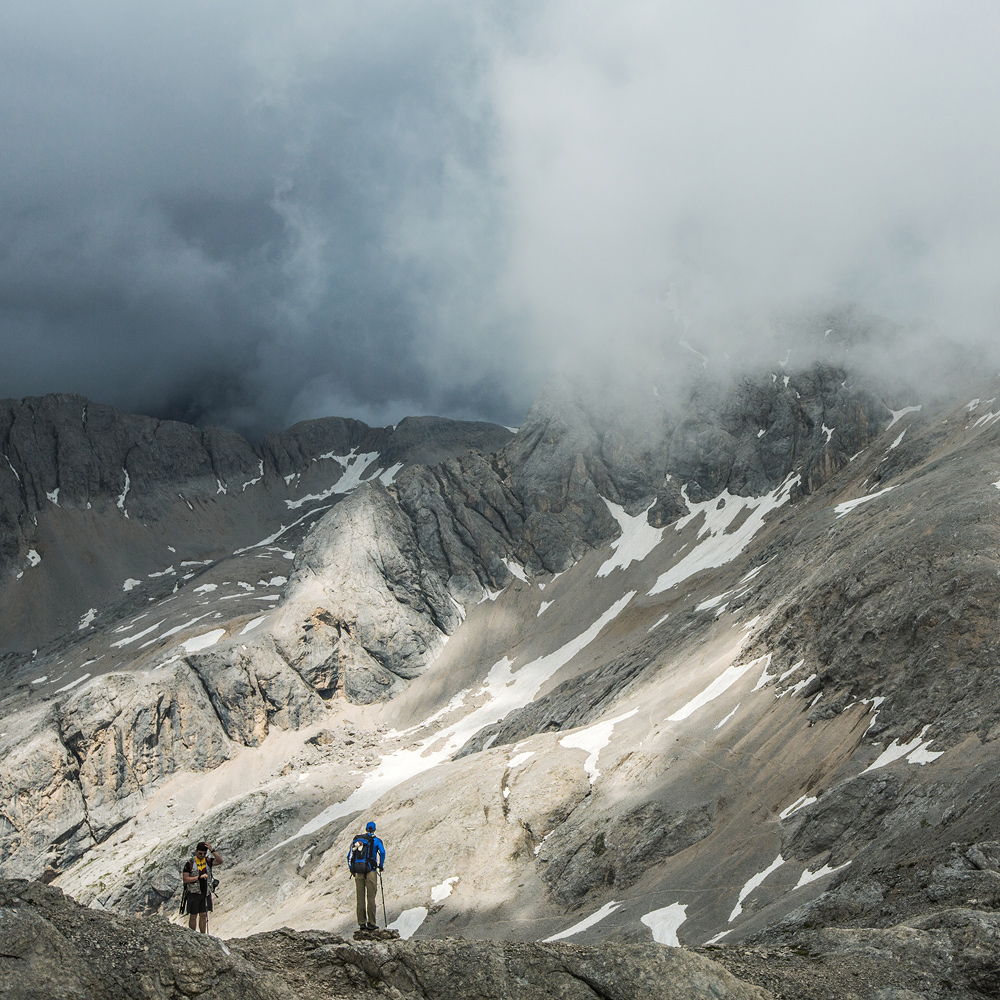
[0,878,771,1000]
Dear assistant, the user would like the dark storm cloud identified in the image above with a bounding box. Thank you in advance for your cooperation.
[3,2,1000,437]
[0,1,527,436]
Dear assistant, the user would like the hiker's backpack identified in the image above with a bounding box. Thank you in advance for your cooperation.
[349,834,375,874]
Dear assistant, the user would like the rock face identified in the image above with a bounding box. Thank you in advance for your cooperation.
[0,878,770,1000]
[0,394,512,651]
[270,365,892,705]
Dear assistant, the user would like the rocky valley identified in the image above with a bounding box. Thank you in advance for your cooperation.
[4,335,1000,999]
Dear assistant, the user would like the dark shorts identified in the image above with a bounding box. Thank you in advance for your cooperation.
[186,890,213,915]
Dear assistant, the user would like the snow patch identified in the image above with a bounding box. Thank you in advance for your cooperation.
[285,449,381,508]
[696,591,731,612]
[729,855,785,922]
[241,461,264,491]
[543,901,621,942]
[779,794,818,820]
[863,725,943,772]
[537,601,553,617]
[648,612,670,632]
[640,903,688,947]
[502,557,528,582]
[506,752,534,769]
[669,653,771,722]
[111,620,166,648]
[240,616,268,635]
[714,703,740,730]
[649,477,799,595]
[559,709,639,784]
[180,630,227,653]
[77,609,97,630]
[751,657,779,692]
[379,462,404,484]
[54,674,92,694]
[122,579,142,592]
[270,593,635,850]
[431,877,459,902]
[26,549,41,567]
[778,673,817,699]
[141,613,216,648]
[886,404,922,429]
[597,500,664,577]
[388,908,428,940]
[47,488,60,505]
[834,486,897,518]
[778,660,805,682]
[193,584,217,594]
[234,507,333,553]
[117,469,130,516]
[795,860,851,889]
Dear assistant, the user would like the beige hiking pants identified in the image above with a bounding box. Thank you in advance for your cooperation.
[355,870,378,927]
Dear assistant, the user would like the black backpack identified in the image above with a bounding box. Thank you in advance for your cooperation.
[349,833,375,874]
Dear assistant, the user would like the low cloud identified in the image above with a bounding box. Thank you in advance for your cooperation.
[2,2,999,436]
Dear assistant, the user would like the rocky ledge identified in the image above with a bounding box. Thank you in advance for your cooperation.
[0,878,768,1000]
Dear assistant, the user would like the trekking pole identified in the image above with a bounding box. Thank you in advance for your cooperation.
[378,869,387,929]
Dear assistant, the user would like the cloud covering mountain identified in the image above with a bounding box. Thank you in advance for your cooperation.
[3,1,1000,435]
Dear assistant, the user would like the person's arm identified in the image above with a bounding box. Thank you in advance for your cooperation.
[208,843,223,868]
[377,839,385,870]
[182,863,199,885]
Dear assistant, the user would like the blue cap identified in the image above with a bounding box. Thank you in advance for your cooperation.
[366,821,376,832]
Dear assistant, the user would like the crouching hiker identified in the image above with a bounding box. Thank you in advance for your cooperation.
[348,821,385,930]
[182,840,223,933]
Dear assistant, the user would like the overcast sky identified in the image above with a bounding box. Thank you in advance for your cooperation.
[3,1,1000,436]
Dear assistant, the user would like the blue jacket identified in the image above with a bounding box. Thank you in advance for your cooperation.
[347,833,385,872]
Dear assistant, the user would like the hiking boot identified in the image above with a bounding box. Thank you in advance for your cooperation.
[366,923,377,930]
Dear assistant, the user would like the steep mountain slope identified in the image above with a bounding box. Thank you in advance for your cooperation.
[4,362,1000,996]
[0,394,513,652]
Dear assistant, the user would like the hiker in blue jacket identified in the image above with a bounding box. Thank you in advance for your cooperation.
[347,820,385,929]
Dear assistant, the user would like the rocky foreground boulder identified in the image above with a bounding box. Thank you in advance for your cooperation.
[6,877,1000,999]
[0,879,769,1000]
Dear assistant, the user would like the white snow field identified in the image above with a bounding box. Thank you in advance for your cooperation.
[640,903,688,946]
[543,901,621,942]
[596,500,664,577]
[179,629,226,653]
[668,653,771,722]
[834,485,897,518]
[649,476,799,595]
[388,907,428,939]
[558,709,639,784]
[862,724,943,772]
[729,855,785,922]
